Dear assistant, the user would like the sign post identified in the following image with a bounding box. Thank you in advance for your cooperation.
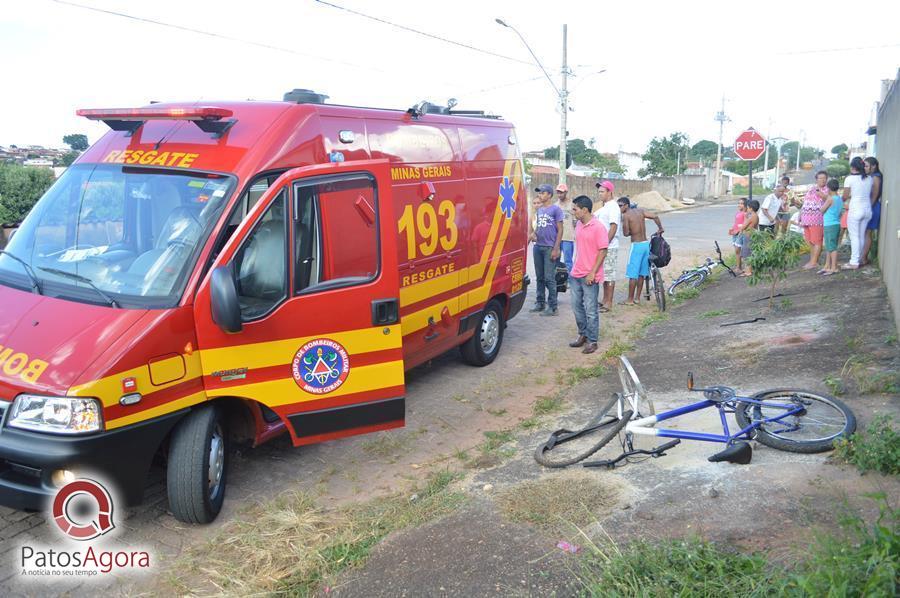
[734,128,767,203]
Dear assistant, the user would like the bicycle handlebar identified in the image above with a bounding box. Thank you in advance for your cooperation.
[714,241,737,277]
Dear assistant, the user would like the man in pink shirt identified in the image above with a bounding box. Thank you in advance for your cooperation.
[568,195,609,354]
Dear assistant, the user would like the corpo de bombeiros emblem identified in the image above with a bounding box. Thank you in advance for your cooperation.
[291,339,350,394]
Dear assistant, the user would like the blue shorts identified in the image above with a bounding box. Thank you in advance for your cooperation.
[626,241,650,279]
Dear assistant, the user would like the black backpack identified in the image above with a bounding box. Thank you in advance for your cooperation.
[649,233,671,267]
[555,264,569,293]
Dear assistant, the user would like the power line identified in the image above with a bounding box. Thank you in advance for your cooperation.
[313,0,537,68]
[778,42,900,55]
[48,0,385,72]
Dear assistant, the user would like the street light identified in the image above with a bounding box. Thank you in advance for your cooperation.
[496,18,569,185]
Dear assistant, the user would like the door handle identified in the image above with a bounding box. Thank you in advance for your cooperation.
[371,298,399,326]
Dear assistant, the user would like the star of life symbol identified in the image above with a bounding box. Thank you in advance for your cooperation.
[291,339,350,394]
[499,177,516,219]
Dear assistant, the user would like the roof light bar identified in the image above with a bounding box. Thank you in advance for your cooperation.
[76,107,237,138]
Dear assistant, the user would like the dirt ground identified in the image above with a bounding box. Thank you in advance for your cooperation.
[2,237,897,596]
[329,259,899,596]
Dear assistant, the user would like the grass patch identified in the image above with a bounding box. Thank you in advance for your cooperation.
[533,394,566,416]
[166,470,465,596]
[577,495,899,597]
[602,338,634,360]
[885,334,898,345]
[558,362,607,386]
[519,416,539,429]
[482,429,515,451]
[823,374,845,396]
[699,309,729,318]
[636,311,668,333]
[361,431,409,459]
[779,297,793,310]
[671,286,701,305]
[495,472,623,532]
[833,415,900,475]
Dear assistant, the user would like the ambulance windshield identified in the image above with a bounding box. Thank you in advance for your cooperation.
[0,164,234,308]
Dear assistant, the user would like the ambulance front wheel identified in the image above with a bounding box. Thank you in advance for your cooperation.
[461,299,505,366]
[167,405,229,524]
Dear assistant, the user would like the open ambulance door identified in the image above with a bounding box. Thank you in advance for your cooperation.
[194,160,405,446]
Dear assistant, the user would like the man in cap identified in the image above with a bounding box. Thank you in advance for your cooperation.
[592,180,621,313]
[528,183,564,315]
[556,183,576,272]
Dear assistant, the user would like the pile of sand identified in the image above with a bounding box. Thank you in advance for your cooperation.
[630,190,680,212]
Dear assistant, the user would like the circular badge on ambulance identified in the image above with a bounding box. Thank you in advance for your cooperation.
[291,339,350,394]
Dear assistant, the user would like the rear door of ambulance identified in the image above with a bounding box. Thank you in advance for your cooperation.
[193,160,405,445]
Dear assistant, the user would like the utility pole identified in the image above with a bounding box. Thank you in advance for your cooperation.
[559,25,568,186]
[795,129,804,171]
[763,118,771,188]
[714,95,728,198]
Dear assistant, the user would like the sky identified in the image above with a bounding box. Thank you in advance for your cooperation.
[2,0,899,157]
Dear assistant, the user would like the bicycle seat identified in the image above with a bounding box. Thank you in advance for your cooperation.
[702,386,736,402]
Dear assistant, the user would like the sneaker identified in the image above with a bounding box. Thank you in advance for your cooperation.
[529,304,546,313]
[581,342,598,354]
[540,307,558,317]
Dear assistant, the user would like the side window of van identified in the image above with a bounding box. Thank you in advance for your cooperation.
[294,175,378,293]
[233,190,288,321]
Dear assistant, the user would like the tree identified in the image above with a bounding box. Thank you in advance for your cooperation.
[722,146,778,176]
[63,134,89,151]
[58,151,79,167]
[830,143,848,159]
[639,132,690,177]
[542,139,624,174]
[689,140,719,164]
[781,142,820,168]
[0,163,56,225]
[746,230,806,310]
[826,160,850,179]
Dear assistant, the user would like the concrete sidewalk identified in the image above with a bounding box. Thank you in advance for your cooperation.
[331,262,900,596]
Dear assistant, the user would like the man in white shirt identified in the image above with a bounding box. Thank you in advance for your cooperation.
[758,185,785,234]
[593,180,620,313]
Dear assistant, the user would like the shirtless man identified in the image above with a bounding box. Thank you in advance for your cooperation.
[617,197,664,305]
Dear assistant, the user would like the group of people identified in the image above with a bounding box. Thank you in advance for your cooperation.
[728,156,884,276]
[528,181,663,354]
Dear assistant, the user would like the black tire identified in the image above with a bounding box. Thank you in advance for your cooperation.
[735,389,856,453]
[167,405,228,523]
[534,395,633,468]
[652,266,666,312]
[667,271,705,296]
[461,299,505,366]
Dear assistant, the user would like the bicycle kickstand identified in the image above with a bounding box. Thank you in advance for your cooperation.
[583,439,681,469]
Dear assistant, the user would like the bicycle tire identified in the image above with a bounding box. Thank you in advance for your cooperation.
[534,396,632,468]
[652,266,666,312]
[734,389,856,453]
[667,270,704,296]
[618,356,655,419]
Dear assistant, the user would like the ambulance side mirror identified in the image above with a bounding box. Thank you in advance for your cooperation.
[211,265,243,334]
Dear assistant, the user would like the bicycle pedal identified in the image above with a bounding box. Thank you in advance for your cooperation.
[708,441,752,464]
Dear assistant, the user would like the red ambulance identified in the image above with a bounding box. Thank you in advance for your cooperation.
[0,90,528,522]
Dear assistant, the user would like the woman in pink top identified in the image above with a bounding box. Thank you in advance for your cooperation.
[729,198,747,273]
[800,171,828,269]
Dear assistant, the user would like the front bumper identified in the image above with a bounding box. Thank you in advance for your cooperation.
[0,408,184,511]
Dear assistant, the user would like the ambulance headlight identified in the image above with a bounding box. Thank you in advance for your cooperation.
[8,395,103,434]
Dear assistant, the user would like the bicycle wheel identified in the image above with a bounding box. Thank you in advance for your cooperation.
[734,389,856,453]
[534,395,632,468]
[618,356,654,418]
[667,270,704,296]
[652,266,666,312]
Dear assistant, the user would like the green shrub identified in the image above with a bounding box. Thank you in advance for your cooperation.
[0,163,55,225]
[746,230,806,309]
[833,415,900,475]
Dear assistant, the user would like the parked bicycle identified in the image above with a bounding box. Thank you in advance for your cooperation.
[667,241,736,297]
[641,232,666,312]
[534,355,856,468]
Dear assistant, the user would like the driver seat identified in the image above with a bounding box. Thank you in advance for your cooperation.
[127,207,202,279]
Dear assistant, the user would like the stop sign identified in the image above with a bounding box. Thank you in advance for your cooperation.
[734,128,767,161]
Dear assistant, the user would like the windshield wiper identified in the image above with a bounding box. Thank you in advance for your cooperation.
[37,267,119,308]
[0,250,42,294]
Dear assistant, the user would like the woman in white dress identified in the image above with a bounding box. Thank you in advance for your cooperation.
[841,157,873,270]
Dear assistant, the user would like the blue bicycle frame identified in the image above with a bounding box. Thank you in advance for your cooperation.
[625,394,804,444]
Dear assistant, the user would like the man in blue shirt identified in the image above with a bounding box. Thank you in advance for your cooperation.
[529,183,564,315]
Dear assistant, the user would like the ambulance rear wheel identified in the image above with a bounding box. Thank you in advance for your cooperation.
[461,299,504,366]
[167,405,228,524]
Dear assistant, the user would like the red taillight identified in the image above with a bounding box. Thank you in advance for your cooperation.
[76,106,233,121]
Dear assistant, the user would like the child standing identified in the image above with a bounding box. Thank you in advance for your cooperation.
[819,178,843,275]
[737,199,760,277]
[729,198,747,273]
